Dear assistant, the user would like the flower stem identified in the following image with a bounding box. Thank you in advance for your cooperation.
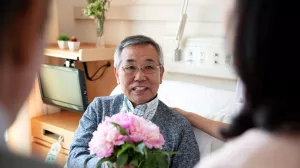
[96,14,105,37]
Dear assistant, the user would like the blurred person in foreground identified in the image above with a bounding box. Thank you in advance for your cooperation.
[0,1,59,168]
[195,0,300,167]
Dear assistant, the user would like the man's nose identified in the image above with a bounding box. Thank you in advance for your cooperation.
[134,68,146,81]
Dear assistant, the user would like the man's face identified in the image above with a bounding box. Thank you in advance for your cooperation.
[114,44,164,106]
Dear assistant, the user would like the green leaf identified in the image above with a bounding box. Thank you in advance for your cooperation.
[116,152,128,168]
[57,35,70,41]
[97,158,113,168]
[143,147,148,158]
[129,155,139,167]
[117,142,135,157]
[144,153,157,168]
[96,161,102,168]
[162,151,180,157]
[157,156,168,168]
[107,162,113,168]
[138,160,145,168]
[111,122,128,136]
[136,143,146,155]
[84,154,97,167]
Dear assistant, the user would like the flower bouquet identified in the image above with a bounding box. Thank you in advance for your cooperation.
[88,112,178,168]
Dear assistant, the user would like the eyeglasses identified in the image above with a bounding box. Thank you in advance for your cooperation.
[121,64,162,74]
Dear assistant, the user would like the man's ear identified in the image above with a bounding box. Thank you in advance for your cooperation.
[114,67,120,84]
[160,67,164,84]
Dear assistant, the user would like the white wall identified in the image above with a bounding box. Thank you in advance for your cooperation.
[55,0,237,91]
[45,0,59,43]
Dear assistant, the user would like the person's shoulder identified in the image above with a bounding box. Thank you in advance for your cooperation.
[82,94,124,119]
[0,149,59,168]
[194,136,243,168]
[195,129,281,168]
[157,100,192,127]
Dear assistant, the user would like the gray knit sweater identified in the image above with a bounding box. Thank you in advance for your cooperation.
[67,94,200,168]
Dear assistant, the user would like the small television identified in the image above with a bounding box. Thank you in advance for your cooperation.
[38,64,89,113]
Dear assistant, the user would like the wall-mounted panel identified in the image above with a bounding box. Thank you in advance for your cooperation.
[162,36,237,80]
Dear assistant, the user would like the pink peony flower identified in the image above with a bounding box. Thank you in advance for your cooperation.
[89,112,165,160]
[88,112,176,168]
[111,112,134,130]
[139,119,165,149]
[128,116,145,143]
[88,116,125,159]
[128,114,165,149]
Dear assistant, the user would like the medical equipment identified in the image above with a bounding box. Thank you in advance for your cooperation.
[174,0,189,62]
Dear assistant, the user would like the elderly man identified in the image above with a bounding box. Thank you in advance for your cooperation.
[67,35,200,168]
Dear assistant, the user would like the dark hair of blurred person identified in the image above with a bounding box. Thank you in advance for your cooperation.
[0,1,59,167]
[196,1,300,167]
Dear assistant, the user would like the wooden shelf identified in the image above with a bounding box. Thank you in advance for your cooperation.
[44,43,116,62]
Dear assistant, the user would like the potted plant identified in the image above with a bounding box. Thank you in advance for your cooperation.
[57,35,70,49]
[68,36,80,51]
[83,0,111,48]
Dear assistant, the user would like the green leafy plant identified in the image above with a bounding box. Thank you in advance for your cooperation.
[57,35,70,41]
[83,0,111,37]
[83,0,110,18]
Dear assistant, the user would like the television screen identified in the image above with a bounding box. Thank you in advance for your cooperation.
[38,64,89,113]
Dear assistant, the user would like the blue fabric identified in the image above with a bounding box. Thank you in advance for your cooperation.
[67,94,200,168]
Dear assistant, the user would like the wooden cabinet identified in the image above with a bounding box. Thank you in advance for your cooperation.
[32,139,69,166]
[31,111,82,167]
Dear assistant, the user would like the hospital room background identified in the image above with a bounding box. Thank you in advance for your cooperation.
[6,0,238,165]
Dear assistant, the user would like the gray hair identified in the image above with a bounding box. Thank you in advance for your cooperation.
[114,35,164,68]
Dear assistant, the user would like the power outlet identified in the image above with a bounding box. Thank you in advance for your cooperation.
[181,46,197,65]
[213,52,220,65]
[199,51,205,64]
[214,51,226,66]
